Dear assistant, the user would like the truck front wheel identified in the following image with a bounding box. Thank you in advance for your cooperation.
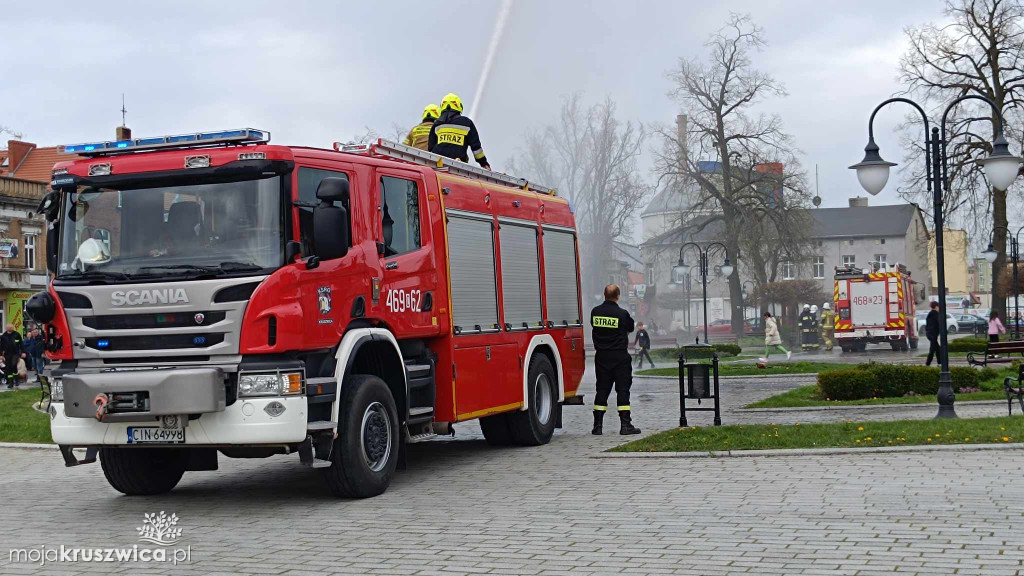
[99,447,188,495]
[322,374,399,498]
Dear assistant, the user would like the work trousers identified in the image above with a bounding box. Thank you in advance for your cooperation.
[925,337,940,366]
[594,350,633,411]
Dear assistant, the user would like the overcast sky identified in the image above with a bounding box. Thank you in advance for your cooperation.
[1,0,949,231]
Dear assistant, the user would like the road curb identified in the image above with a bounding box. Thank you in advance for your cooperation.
[594,442,1024,459]
[635,372,819,381]
[0,442,55,450]
[739,399,1007,412]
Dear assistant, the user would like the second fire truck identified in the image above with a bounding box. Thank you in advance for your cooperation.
[29,130,585,498]
[833,263,918,352]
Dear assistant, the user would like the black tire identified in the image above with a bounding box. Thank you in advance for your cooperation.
[909,337,919,350]
[948,325,957,334]
[509,354,557,446]
[479,412,515,446]
[321,374,400,498]
[99,447,188,496]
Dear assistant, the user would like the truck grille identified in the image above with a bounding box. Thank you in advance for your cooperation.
[82,311,226,330]
[85,333,225,351]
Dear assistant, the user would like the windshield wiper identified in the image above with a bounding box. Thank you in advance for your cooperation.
[60,270,132,282]
[216,261,264,272]
[136,264,220,274]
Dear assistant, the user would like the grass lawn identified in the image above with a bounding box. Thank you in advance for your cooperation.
[745,368,1014,408]
[611,416,1024,452]
[0,389,53,443]
[637,361,845,378]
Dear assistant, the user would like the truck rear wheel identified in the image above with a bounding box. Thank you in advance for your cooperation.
[99,447,188,495]
[322,374,399,498]
[479,413,514,446]
[509,354,557,446]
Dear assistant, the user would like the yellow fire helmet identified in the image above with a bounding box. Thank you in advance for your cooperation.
[422,104,441,121]
[440,93,463,113]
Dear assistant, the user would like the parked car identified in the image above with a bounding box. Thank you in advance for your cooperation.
[954,314,987,335]
[915,311,960,334]
[695,318,757,337]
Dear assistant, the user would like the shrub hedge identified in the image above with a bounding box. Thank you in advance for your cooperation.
[651,343,741,360]
[817,364,981,401]
[947,337,989,353]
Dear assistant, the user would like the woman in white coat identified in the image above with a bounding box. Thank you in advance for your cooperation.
[760,311,792,363]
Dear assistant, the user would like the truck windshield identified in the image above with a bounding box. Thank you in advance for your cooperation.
[56,176,284,281]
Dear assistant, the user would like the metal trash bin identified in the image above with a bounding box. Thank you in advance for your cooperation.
[678,346,722,427]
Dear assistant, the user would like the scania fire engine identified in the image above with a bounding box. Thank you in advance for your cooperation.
[28,129,585,498]
[833,263,918,352]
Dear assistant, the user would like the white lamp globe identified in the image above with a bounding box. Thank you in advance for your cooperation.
[983,243,999,264]
[849,138,897,196]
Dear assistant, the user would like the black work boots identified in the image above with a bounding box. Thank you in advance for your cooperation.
[592,410,604,435]
[619,411,641,435]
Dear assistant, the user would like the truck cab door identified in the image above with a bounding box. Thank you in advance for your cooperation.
[374,170,439,336]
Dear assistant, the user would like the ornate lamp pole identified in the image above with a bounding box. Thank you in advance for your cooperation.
[673,242,733,344]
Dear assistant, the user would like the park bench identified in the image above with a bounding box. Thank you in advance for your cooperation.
[1003,364,1024,416]
[966,340,1024,367]
[649,336,677,349]
[37,374,52,412]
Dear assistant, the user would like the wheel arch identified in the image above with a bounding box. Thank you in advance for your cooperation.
[331,328,408,425]
[520,334,564,411]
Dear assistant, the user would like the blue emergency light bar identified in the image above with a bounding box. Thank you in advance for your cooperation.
[58,128,270,156]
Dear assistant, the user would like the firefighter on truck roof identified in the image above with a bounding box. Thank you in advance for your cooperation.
[589,284,641,436]
[428,93,491,170]
[403,104,441,151]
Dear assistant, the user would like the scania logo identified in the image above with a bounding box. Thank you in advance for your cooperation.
[110,289,190,307]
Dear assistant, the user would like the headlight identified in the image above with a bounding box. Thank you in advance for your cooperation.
[238,372,303,397]
[51,377,64,402]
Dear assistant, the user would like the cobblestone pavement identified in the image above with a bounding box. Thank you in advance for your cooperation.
[1,362,1022,575]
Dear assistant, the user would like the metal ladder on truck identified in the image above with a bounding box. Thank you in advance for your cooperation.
[334,138,557,196]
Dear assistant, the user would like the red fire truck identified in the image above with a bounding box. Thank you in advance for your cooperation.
[28,130,585,498]
[833,264,918,352]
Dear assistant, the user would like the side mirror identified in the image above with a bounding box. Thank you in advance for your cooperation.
[312,178,350,261]
[46,220,59,274]
[37,190,61,221]
[26,291,56,324]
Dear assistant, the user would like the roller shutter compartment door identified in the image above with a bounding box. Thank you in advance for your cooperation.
[446,214,499,333]
[543,229,581,326]
[499,224,542,329]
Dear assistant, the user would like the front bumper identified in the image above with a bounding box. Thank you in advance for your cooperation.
[63,368,226,421]
[51,396,308,445]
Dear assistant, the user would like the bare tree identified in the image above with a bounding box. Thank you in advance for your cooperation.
[0,125,23,140]
[899,0,1024,318]
[654,13,812,336]
[511,94,650,306]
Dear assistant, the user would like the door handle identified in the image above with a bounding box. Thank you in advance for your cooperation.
[422,292,432,311]
[385,261,398,270]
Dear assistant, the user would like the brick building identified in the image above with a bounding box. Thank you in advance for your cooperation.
[0,140,67,331]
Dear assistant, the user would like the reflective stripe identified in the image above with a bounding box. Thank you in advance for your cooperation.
[594,405,607,411]
[473,147,486,160]
[435,126,467,146]
[592,316,619,328]
[618,405,630,411]
[435,124,470,135]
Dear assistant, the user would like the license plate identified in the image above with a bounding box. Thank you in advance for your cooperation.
[126,426,185,444]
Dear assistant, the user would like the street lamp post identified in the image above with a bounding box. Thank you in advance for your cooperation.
[673,242,733,344]
[741,280,756,324]
[984,226,1024,339]
[850,95,1022,419]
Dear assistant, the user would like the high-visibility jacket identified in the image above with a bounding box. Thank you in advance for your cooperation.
[428,110,488,167]
[820,310,835,333]
[402,121,433,151]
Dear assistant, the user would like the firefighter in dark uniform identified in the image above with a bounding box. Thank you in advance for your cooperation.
[590,284,641,436]
[428,93,491,170]
[799,304,817,352]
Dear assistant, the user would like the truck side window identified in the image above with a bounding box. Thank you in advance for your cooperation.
[297,168,350,253]
[380,176,421,257]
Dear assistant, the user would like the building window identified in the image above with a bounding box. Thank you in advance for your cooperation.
[842,255,855,267]
[782,260,794,280]
[874,253,887,270]
[23,234,35,270]
[880,238,886,245]
[813,256,824,279]
[848,239,855,246]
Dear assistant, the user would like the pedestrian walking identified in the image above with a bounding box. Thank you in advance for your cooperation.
[988,310,1007,343]
[925,301,941,366]
[26,328,45,378]
[759,312,791,363]
[633,322,654,368]
[590,284,641,436]
[0,324,24,389]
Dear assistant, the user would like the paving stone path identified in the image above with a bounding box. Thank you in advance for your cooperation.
[1,360,1021,575]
